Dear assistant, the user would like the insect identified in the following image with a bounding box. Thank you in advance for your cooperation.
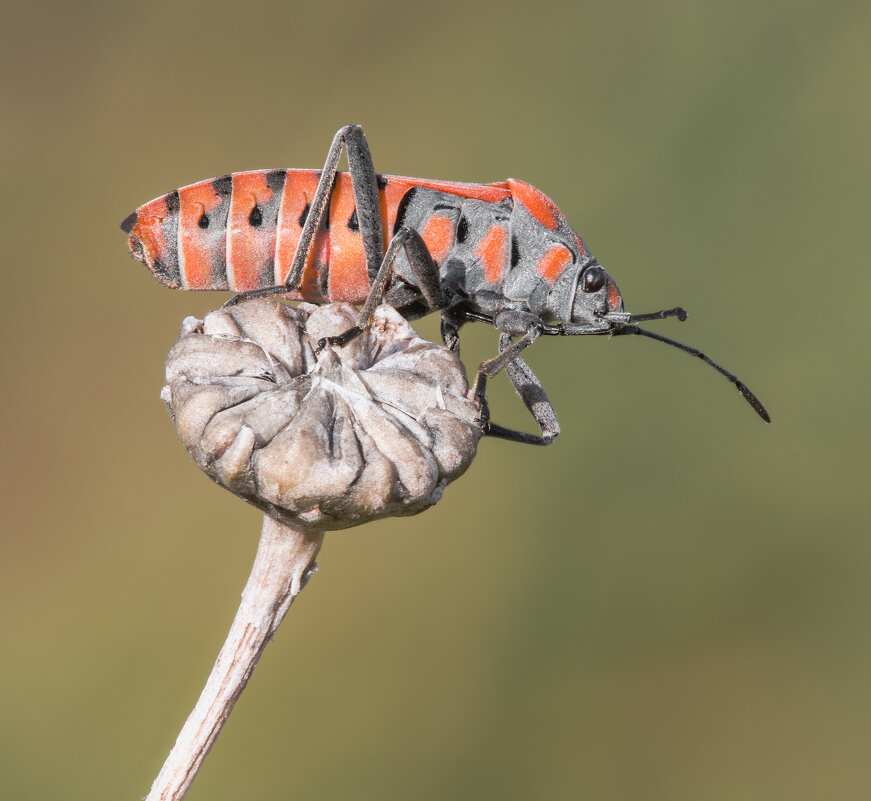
[121,124,769,444]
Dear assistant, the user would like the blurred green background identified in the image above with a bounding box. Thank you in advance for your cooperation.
[2,0,869,798]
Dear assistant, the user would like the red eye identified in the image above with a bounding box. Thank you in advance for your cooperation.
[583,266,606,293]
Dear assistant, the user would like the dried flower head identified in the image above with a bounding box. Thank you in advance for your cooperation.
[161,299,481,530]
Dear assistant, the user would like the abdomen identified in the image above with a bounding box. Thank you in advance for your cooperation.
[123,169,511,302]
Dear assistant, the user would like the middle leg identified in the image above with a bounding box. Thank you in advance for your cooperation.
[316,225,443,350]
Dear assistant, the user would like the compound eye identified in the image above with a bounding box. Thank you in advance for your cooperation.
[583,266,606,293]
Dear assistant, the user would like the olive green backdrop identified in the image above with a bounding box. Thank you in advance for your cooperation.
[2,1,869,798]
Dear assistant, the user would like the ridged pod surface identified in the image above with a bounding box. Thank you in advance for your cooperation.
[162,299,481,530]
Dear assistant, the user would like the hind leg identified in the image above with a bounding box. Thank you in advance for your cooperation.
[226,124,384,306]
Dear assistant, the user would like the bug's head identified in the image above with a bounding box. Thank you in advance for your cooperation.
[506,179,624,330]
[569,259,623,330]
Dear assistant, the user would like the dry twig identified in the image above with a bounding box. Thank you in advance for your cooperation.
[144,299,481,800]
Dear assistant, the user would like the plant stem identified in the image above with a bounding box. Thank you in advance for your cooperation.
[144,516,324,801]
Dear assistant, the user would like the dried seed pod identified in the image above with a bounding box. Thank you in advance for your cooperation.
[162,299,481,530]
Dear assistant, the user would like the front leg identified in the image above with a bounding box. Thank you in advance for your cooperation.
[470,309,545,404]
[471,342,558,446]
[458,308,613,445]
[461,310,555,445]
[493,335,561,445]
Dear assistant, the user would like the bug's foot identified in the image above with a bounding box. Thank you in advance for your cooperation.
[222,285,295,309]
[473,393,491,434]
[315,325,364,355]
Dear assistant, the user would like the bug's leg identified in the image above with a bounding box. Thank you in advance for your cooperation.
[436,306,562,445]
[470,322,546,443]
[473,309,578,445]
[226,124,383,307]
[487,336,561,445]
[447,309,608,444]
[317,226,443,350]
[221,284,299,306]
[488,316,624,442]
[440,309,465,354]
[334,123,385,287]
[472,310,545,390]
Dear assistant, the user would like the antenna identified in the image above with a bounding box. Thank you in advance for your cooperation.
[626,307,688,323]
[615,324,770,423]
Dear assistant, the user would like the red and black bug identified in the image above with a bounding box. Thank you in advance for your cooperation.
[122,125,769,444]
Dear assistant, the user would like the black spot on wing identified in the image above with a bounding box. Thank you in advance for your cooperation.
[119,211,137,233]
[456,215,469,243]
[298,203,310,227]
[511,236,520,267]
[165,190,180,214]
[266,169,286,193]
[198,212,209,229]
[213,175,233,197]
[249,205,262,227]
[347,208,359,231]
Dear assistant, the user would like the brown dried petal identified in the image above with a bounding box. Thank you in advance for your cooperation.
[162,300,481,531]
